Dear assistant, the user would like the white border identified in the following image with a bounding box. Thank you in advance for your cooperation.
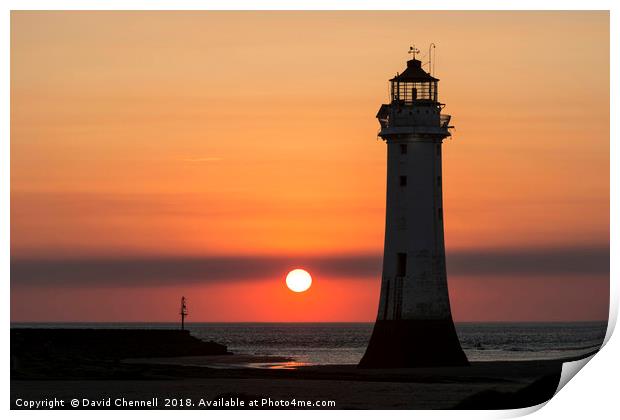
[2,2,617,419]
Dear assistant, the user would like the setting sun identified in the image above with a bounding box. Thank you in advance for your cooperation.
[286,269,312,293]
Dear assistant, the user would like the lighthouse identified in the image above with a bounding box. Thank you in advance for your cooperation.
[359,49,468,368]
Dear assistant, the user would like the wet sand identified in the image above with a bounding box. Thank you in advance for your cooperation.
[124,354,300,369]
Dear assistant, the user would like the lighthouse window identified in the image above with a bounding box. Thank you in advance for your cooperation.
[399,176,407,186]
[438,208,443,220]
[397,253,407,277]
[437,176,442,187]
[400,144,407,155]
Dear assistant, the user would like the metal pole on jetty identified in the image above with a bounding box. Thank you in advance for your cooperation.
[180,296,188,330]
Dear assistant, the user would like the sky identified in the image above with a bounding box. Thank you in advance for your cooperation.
[10,11,609,322]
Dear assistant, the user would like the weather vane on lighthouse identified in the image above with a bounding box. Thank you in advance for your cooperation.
[359,45,467,368]
[408,45,420,60]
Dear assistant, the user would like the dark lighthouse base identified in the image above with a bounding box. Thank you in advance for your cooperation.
[358,319,469,368]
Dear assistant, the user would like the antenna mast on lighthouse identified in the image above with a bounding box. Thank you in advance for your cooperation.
[179,296,188,331]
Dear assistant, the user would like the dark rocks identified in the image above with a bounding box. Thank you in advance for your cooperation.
[11,328,231,379]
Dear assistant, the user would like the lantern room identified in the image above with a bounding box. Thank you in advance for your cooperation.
[390,59,438,104]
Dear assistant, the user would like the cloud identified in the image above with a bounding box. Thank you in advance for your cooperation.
[446,246,609,277]
[181,157,223,163]
[10,246,609,288]
[10,255,380,288]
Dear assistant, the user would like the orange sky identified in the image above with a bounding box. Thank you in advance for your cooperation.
[10,11,609,322]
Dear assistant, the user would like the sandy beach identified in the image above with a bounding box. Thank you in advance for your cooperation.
[12,354,569,409]
[10,328,588,409]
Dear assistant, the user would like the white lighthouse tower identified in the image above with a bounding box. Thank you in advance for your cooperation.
[359,49,468,368]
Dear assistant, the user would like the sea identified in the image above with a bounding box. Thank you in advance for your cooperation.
[12,321,607,365]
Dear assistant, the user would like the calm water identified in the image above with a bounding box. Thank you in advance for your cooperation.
[12,322,607,365]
